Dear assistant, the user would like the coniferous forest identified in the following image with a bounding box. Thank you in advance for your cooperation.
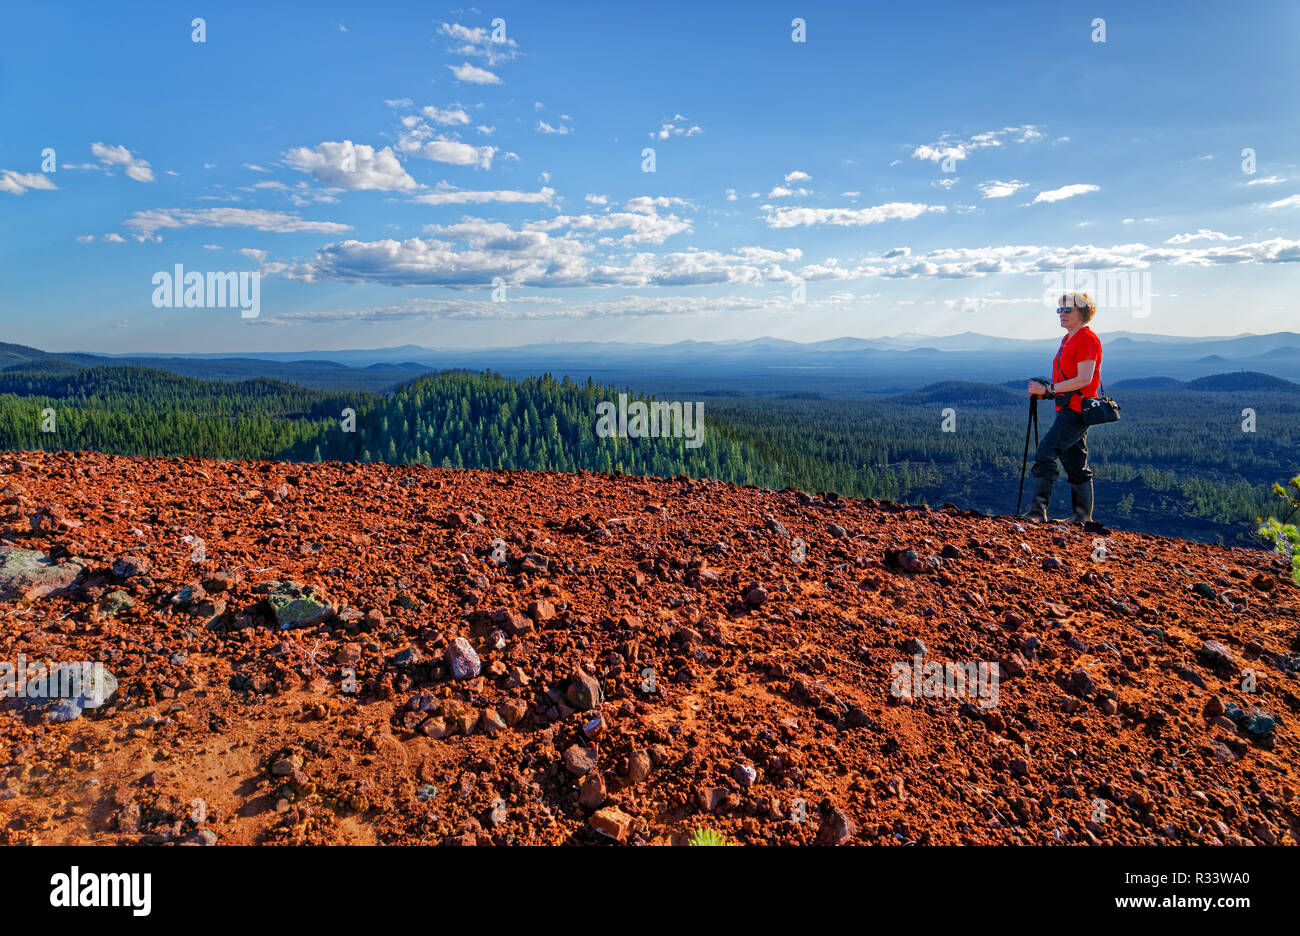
[1,361,1296,548]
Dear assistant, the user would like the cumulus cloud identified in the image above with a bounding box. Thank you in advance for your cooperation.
[977,179,1029,199]
[536,120,572,135]
[80,142,154,182]
[764,202,945,228]
[272,218,804,290]
[524,195,693,244]
[422,105,472,125]
[651,115,702,140]
[1031,183,1100,204]
[283,141,417,191]
[438,21,520,66]
[0,170,57,195]
[447,62,502,84]
[288,228,591,288]
[102,233,125,243]
[784,170,811,182]
[852,238,1300,279]
[1164,229,1242,244]
[413,185,555,206]
[396,115,498,169]
[910,125,1041,166]
[124,207,351,238]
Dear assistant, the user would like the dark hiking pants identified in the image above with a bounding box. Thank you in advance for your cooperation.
[1032,406,1092,484]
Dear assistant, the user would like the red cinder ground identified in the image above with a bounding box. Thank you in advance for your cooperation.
[0,451,1296,845]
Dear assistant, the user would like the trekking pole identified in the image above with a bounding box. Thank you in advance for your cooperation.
[1015,396,1039,515]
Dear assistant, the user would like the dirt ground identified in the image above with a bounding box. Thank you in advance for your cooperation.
[1,450,1296,845]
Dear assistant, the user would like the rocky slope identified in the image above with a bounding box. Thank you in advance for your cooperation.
[0,450,1297,846]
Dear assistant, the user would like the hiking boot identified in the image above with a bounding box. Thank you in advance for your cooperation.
[1066,480,1094,525]
[1023,476,1053,523]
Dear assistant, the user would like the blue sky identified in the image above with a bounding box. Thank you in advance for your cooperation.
[2,0,1298,353]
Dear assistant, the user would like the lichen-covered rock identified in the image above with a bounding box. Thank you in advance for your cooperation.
[0,548,86,600]
[262,581,335,629]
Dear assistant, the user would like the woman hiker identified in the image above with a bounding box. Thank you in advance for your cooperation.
[1024,292,1102,524]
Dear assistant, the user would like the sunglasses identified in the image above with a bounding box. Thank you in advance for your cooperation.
[1056,307,1080,314]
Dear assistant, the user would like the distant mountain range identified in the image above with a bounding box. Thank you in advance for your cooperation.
[6,330,1300,396]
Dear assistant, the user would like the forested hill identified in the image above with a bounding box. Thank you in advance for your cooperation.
[0,365,363,459]
[286,371,775,485]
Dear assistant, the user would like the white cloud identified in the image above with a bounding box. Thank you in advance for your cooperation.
[1164,229,1242,244]
[422,105,471,125]
[244,163,271,173]
[932,178,960,190]
[977,179,1029,199]
[651,116,702,140]
[764,202,945,228]
[784,170,811,182]
[724,188,737,202]
[284,141,417,191]
[852,238,1300,279]
[536,120,571,135]
[585,194,609,205]
[102,233,125,243]
[89,142,154,182]
[438,21,520,66]
[413,185,555,206]
[910,125,1041,166]
[1246,175,1285,185]
[447,62,502,84]
[125,208,352,238]
[767,185,810,197]
[0,170,57,195]
[274,217,806,290]
[396,116,498,169]
[75,235,94,243]
[524,196,693,244]
[1265,194,1300,209]
[1031,183,1100,204]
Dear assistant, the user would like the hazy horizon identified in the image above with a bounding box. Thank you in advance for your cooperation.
[36,326,1300,359]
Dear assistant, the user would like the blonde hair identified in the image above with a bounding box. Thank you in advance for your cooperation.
[1059,292,1096,323]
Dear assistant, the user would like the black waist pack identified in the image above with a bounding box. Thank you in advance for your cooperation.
[1079,383,1121,426]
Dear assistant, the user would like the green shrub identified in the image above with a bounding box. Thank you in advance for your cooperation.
[688,827,733,846]
[1257,474,1300,586]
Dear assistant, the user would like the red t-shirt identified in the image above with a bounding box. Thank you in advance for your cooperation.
[1053,326,1102,412]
